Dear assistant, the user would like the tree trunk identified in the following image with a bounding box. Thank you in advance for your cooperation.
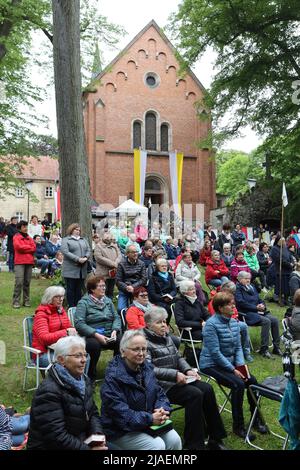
[52,0,92,241]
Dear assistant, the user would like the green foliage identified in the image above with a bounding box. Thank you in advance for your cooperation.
[216,149,264,204]
[169,0,300,140]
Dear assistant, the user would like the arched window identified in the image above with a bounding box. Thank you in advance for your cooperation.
[145,178,161,191]
[160,124,169,151]
[145,112,157,150]
[133,121,142,149]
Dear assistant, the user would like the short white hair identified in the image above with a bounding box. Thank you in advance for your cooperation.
[144,307,168,326]
[223,243,231,250]
[211,250,220,257]
[120,330,146,353]
[179,280,195,294]
[53,336,86,361]
[237,271,251,280]
[41,286,65,305]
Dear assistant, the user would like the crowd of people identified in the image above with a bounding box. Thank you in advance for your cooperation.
[1,216,300,451]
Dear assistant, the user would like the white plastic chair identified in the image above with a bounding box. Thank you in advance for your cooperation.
[23,316,51,391]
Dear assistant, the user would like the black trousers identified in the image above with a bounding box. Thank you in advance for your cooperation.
[201,366,258,429]
[64,277,85,307]
[167,381,226,450]
[105,278,116,299]
[85,336,120,380]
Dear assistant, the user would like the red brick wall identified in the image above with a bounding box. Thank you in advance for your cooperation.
[84,24,216,222]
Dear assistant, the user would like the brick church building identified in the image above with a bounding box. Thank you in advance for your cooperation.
[83,20,216,221]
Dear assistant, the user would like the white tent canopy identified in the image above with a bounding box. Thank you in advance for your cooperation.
[109,199,148,216]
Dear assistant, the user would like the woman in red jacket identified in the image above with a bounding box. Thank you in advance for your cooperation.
[32,286,77,367]
[205,250,229,287]
[12,220,36,308]
[199,240,212,266]
[125,287,152,329]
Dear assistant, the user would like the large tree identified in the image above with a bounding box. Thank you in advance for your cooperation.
[168,0,300,147]
[0,0,125,198]
[52,0,92,238]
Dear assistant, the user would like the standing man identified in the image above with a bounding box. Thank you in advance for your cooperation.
[12,220,36,308]
[5,216,18,272]
[41,214,52,240]
[116,245,147,312]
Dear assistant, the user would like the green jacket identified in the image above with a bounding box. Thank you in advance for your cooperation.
[74,294,121,338]
[243,250,259,271]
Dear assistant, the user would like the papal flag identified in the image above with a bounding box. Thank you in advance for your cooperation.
[282,183,288,207]
[169,151,184,218]
[134,149,147,205]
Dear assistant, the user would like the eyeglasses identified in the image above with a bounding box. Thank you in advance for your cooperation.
[138,294,148,298]
[127,347,147,353]
[66,353,88,359]
[53,295,64,299]
[98,285,106,289]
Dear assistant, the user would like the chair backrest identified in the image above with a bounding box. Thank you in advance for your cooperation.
[23,316,34,362]
[282,318,288,332]
[120,308,127,331]
[67,307,76,326]
[170,303,180,336]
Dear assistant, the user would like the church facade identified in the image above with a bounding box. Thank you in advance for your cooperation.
[83,20,216,222]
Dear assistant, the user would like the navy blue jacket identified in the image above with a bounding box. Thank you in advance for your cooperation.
[100,355,171,439]
[200,314,244,371]
[34,243,47,260]
[235,282,264,325]
[148,271,177,306]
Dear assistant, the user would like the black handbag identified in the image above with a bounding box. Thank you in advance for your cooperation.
[261,375,288,394]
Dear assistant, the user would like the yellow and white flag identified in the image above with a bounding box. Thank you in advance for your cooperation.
[133,149,147,205]
[169,151,184,218]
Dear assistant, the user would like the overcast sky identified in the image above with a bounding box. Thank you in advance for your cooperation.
[37,0,262,152]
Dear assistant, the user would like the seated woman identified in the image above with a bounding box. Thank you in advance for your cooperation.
[27,336,107,450]
[148,259,177,323]
[205,250,229,288]
[235,271,281,359]
[289,261,300,300]
[126,287,152,330]
[0,405,30,450]
[208,281,253,363]
[74,276,122,382]
[200,292,268,440]
[100,330,182,451]
[230,250,251,284]
[174,280,209,341]
[144,307,227,451]
[32,286,77,367]
[287,289,300,340]
[199,239,212,266]
[175,252,205,304]
[220,243,234,269]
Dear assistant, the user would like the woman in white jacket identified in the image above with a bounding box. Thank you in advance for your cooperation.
[175,253,205,304]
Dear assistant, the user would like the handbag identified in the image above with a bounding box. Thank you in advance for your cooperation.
[108,268,116,279]
[261,375,288,394]
[145,419,173,437]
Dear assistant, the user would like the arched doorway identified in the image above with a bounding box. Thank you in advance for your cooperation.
[144,175,168,207]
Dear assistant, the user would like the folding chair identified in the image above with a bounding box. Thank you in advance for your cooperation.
[245,383,289,450]
[170,304,201,370]
[199,370,232,414]
[23,316,51,391]
[120,308,127,332]
[67,307,76,326]
[238,311,272,352]
[282,318,288,332]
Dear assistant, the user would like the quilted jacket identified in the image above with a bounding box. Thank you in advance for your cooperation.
[32,304,71,353]
[100,355,171,439]
[200,314,244,371]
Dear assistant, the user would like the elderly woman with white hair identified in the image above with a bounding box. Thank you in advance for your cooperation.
[100,329,182,450]
[32,286,77,368]
[27,336,106,450]
[144,307,227,450]
[174,280,209,341]
[235,271,281,359]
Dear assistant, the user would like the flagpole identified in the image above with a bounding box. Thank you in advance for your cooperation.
[279,201,284,306]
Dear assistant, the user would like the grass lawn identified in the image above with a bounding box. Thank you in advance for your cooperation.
[0,271,294,450]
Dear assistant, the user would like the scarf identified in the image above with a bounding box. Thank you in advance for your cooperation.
[185,295,197,304]
[71,235,80,240]
[54,363,86,398]
[158,271,169,281]
[132,300,152,313]
[89,294,105,307]
[222,231,232,241]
